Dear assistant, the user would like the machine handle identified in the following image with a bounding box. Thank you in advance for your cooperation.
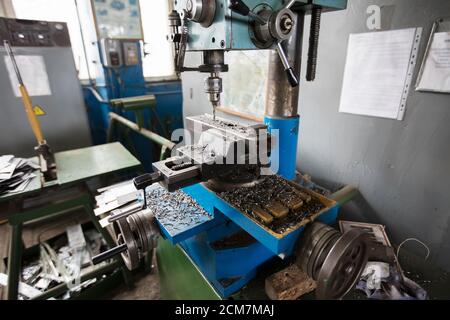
[133,172,162,191]
[92,243,128,265]
[285,67,299,87]
[276,42,299,87]
[229,0,250,16]
[229,0,267,25]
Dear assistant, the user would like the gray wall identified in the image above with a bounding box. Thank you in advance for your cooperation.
[182,0,450,271]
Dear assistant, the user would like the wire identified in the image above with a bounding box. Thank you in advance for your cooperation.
[396,238,430,261]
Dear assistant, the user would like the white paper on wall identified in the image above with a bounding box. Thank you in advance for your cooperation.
[5,55,52,97]
[339,28,422,120]
[416,32,450,93]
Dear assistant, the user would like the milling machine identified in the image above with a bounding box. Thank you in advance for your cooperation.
[93,0,370,299]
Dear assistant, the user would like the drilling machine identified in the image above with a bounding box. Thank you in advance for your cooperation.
[93,0,370,299]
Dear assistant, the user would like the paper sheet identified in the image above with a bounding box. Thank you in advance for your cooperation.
[4,55,52,97]
[339,28,422,120]
[416,32,450,93]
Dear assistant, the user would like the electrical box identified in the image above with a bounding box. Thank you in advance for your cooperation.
[100,38,123,68]
[122,40,140,66]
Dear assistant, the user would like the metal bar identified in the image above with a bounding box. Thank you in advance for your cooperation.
[32,260,121,300]
[92,244,127,265]
[6,223,23,300]
[83,196,134,288]
[86,87,109,103]
[108,112,176,150]
[4,40,45,144]
[329,185,359,207]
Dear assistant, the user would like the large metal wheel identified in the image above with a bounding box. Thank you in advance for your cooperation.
[316,229,368,300]
[295,222,369,300]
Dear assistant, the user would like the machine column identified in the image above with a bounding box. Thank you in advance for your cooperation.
[264,12,304,180]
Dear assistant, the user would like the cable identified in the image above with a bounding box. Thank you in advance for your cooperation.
[396,238,430,261]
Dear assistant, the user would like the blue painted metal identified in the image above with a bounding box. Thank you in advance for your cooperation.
[183,183,338,256]
[264,116,300,180]
[153,183,339,298]
[180,214,276,297]
[83,42,183,171]
[173,0,347,52]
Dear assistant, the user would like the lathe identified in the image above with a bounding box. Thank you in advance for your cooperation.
[93,0,369,300]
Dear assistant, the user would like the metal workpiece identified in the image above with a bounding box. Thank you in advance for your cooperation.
[186,114,270,142]
[265,12,304,117]
[129,115,273,193]
[295,222,369,299]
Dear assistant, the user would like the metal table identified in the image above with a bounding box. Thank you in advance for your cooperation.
[1,142,141,300]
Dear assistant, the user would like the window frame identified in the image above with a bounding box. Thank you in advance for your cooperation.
[139,0,177,82]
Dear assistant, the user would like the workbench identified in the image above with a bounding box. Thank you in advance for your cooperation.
[0,142,141,300]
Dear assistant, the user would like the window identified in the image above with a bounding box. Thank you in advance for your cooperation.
[12,0,99,80]
[139,0,175,79]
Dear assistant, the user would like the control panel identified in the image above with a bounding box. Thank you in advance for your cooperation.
[0,17,71,47]
[100,38,123,68]
[99,38,141,68]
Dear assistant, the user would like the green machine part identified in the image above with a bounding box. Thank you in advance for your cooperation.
[156,239,221,300]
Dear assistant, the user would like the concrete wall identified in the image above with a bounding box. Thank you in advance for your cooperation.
[182,0,450,271]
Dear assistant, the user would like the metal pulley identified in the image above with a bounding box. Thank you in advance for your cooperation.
[296,222,369,299]
[229,0,299,87]
[92,209,160,270]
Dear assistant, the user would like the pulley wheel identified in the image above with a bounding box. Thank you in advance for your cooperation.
[117,217,140,270]
[316,229,368,300]
[295,222,331,272]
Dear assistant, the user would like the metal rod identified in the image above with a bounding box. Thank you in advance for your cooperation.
[276,42,290,70]
[4,40,46,144]
[107,112,176,150]
[92,244,128,265]
[306,7,322,81]
[32,260,121,300]
[330,185,359,207]
[4,40,23,85]
[6,223,23,300]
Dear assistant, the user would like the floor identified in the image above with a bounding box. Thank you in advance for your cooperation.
[0,212,161,300]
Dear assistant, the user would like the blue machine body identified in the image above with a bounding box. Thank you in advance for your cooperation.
[264,116,300,181]
[155,182,339,297]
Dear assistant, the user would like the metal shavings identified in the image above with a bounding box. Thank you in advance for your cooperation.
[218,175,325,234]
[145,184,211,235]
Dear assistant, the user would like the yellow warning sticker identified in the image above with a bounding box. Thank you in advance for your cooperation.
[33,105,46,116]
